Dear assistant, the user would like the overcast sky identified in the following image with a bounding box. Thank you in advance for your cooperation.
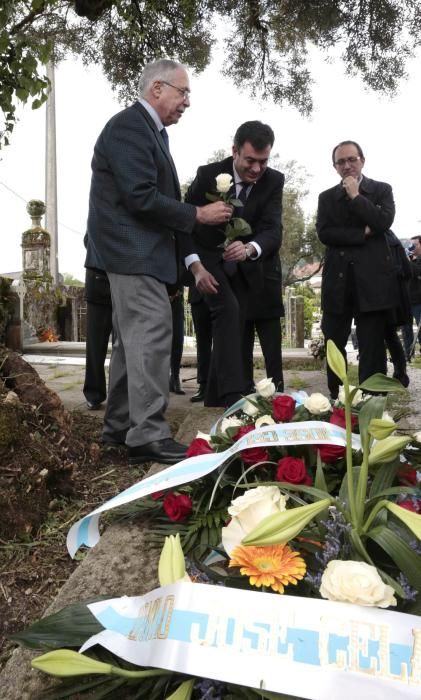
[1,44,420,281]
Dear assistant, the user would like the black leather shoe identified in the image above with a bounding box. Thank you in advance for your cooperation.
[86,400,103,410]
[169,375,186,395]
[128,438,188,465]
[102,430,127,447]
[393,370,410,388]
[190,386,205,402]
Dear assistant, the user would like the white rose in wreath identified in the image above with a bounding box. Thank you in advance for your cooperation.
[222,485,288,556]
[242,399,259,417]
[304,392,332,415]
[320,560,397,608]
[220,416,243,435]
[255,377,276,398]
[215,173,233,194]
[255,414,275,428]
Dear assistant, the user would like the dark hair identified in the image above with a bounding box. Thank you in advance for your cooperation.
[410,235,421,244]
[233,121,274,151]
[332,140,364,164]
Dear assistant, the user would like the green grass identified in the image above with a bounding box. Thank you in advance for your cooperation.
[287,374,309,391]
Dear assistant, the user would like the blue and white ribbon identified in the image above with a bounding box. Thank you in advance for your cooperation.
[67,420,360,558]
[80,582,421,699]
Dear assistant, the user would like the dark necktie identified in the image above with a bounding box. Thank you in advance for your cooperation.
[238,182,248,205]
[160,127,169,151]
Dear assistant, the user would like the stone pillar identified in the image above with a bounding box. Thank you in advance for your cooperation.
[284,288,305,347]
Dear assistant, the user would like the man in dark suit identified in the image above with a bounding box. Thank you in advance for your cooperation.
[185,121,284,407]
[188,285,212,402]
[87,59,232,465]
[83,233,113,410]
[317,140,397,398]
[243,253,284,393]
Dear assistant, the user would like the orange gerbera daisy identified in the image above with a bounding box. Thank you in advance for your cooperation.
[229,544,306,593]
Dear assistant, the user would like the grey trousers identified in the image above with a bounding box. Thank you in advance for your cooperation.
[104,272,172,447]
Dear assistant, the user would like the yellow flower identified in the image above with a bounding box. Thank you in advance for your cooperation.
[229,544,306,593]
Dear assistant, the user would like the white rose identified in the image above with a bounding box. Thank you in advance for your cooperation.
[255,414,275,428]
[220,416,243,435]
[338,385,364,407]
[222,486,288,556]
[215,173,233,193]
[255,377,276,398]
[413,431,421,443]
[304,392,332,415]
[196,430,211,443]
[242,399,259,417]
[320,560,397,608]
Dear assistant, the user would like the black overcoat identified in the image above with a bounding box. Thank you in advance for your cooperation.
[317,176,398,314]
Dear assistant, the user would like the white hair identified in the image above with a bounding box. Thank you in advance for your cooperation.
[138,59,186,97]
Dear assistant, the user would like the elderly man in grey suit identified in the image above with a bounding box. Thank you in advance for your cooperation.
[87,59,231,465]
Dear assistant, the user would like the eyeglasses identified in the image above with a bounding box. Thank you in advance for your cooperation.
[160,80,190,100]
[334,156,362,167]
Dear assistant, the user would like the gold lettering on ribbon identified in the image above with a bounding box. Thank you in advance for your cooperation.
[410,628,421,684]
[128,594,174,641]
[286,427,330,443]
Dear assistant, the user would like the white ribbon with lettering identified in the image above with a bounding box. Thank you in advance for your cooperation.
[67,421,361,558]
[81,582,421,699]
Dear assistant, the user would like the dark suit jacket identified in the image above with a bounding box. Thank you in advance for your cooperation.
[184,156,284,289]
[317,175,398,314]
[87,101,197,283]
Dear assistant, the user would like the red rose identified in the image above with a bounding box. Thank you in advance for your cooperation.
[397,464,418,485]
[186,437,214,457]
[234,425,268,465]
[330,407,357,430]
[317,444,346,463]
[150,490,164,500]
[241,446,269,466]
[272,395,296,422]
[275,456,312,485]
[234,425,254,441]
[163,493,193,522]
[398,499,421,513]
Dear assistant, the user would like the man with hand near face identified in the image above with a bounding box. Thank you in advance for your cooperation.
[87,59,232,465]
[317,140,397,398]
[185,121,284,407]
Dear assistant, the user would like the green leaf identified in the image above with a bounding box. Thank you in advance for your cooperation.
[326,340,347,381]
[338,465,360,509]
[314,451,328,492]
[368,459,399,499]
[368,436,412,465]
[11,599,106,650]
[243,498,331,545]
[205,192,219,202]
[367,526,421,590]
[348,529,374,564]
[366,486,417,503]
[359,374,405,392]
[165,678,196,700]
